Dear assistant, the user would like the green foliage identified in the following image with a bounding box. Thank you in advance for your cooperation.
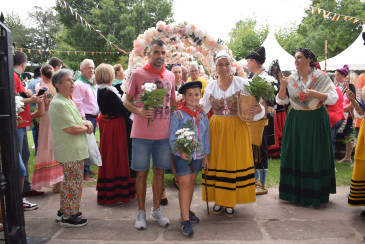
[290,0,364,61]
[55,0,174,70]
[5,13,32,49]
[245,76,276,103]
[227,19,268,61]
[5,8,59,66]
[275,23,304,56]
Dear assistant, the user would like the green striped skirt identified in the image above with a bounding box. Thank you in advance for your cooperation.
[279,106,336,207]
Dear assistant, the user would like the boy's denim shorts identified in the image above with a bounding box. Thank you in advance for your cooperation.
[131,138,171,171]
[172,154,202,176]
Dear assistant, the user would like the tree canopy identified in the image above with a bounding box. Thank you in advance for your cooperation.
[227,19,268,61]
[55,0,174,70]
[277,0,365,61]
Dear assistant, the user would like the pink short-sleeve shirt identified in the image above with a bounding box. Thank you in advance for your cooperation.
[127,68,176,140]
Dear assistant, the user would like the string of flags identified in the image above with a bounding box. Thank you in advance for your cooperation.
[57,0,129,54]
[307,6,365,24]
[14,47,122,56]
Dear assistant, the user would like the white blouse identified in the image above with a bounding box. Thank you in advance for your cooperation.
[200,76,265,121]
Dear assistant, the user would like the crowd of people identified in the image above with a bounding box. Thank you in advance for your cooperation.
[12,39,365,236]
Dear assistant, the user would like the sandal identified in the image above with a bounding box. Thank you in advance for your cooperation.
[338,158,352,164]
[224,207,234,218]
[212,205,222,215]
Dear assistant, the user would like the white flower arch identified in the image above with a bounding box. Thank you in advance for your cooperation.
[125,21,245,79]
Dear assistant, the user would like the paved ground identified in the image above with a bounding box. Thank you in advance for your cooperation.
[19,186,365,243]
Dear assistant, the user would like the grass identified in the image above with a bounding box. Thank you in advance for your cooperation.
[27,130,353,188]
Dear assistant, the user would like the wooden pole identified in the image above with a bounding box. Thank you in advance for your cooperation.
[325,40,328,72]
[204,169,210,216]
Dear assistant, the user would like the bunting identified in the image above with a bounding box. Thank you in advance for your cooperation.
[307,6,365,24]
[58,0,129,54]
[13,47,122,56]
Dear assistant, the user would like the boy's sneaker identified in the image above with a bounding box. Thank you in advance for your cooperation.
[189,210,200,223]
[60,215,88,227]
[56,210,83,221]
[135,210,147,230]
[23,198,38,211]
[181,220,194,235]
[150,207,170,227]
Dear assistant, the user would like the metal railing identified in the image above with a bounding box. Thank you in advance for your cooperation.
[0,12,27,243]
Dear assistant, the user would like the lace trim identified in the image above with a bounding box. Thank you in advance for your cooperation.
[97,84,122,102]
[205,76,247,99]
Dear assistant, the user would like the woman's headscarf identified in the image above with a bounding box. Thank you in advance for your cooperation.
[298,48,317,67]
[214,51,232,65]
[336,65,349,77]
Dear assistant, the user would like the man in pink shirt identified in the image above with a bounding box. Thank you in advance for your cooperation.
[72,59,99,182]
[125,40,177,230]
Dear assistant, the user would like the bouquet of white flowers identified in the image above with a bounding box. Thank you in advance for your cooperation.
[15,93,25,124]
[172,120,203,171]
[140,83,167,128]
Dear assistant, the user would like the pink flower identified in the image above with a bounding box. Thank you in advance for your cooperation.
[298,91,306,101]
[312,76,317,83]
[294,83,298,88]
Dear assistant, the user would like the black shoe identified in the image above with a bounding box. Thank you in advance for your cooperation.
[56,210,82,221]
[361,211,365,217]
[181,220,194,235]
[224,207,234,218]
[189,210,200,223]
[60,215,88,227]
[160,198,168,206]
[212,205,222,215]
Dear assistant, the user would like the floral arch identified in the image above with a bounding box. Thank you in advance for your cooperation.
[125,21,245,79]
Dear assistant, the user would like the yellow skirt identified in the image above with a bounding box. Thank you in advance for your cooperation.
[202,115,256,207]
[348,120,365,206]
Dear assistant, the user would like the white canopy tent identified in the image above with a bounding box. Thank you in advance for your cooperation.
[320,25,365,71]
[239,29,296,72]
[261,30,296,71]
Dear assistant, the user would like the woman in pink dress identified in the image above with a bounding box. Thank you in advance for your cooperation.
[32,64,64,192]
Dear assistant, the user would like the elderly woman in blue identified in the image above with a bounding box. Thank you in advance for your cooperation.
[169,81,209,236]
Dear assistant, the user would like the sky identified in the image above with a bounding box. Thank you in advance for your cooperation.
[1,0,313,41]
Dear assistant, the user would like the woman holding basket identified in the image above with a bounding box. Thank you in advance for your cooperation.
[200,51,265,217]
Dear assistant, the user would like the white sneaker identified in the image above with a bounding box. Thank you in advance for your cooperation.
[135,210,147,230]
[23,198,38,211]
[150,207,170,227]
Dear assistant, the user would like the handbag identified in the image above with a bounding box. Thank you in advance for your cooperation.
[84,133,102,166]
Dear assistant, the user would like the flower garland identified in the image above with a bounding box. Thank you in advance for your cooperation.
[126,21,245,80]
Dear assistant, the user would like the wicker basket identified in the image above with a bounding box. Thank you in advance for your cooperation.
[237,93,258,122]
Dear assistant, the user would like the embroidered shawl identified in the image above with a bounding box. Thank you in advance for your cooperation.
[288,69,335,110]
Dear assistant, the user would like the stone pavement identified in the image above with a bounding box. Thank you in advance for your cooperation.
[21,186,365,243]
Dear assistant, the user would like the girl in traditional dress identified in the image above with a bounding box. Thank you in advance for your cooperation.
[32,64,64,192]
[95,64,136,204]
[277,48,338,207]
[346,88,365,211]
[200,51,265,217]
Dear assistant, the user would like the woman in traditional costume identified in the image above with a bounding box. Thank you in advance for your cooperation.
[200,51,265,217]
[95,64,136,205]
[346,88,365,211]
[277,48,337,207]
